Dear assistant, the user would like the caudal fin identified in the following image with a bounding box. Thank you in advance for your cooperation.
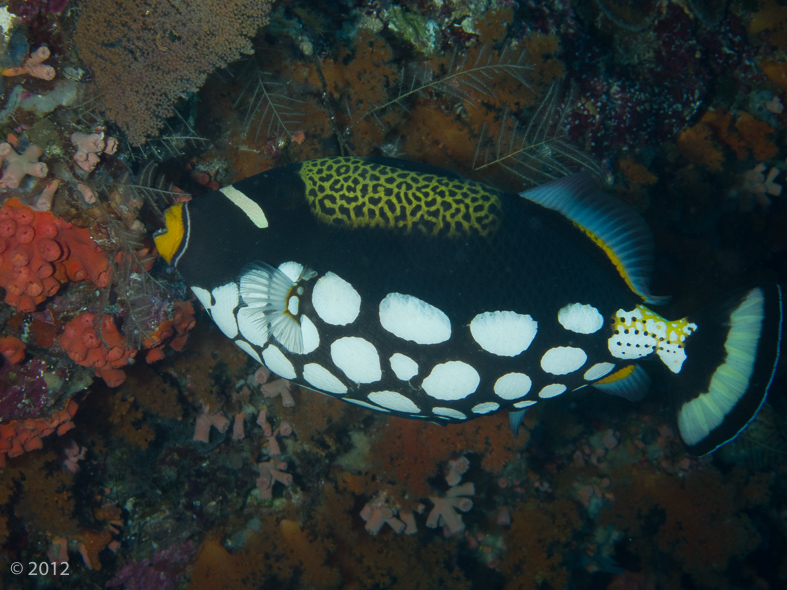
[676,285,783,456]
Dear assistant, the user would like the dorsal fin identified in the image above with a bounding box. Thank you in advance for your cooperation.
[519,174,668,305]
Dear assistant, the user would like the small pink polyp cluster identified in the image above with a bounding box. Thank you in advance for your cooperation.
[426,482,475,536]
[1,46,55,81]
[192,406,230,442]
[0,143,48,189]
[71,131,118,173]
[360,493,421,535]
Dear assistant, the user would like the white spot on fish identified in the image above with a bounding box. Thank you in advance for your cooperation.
[493,372,532,400]
[330,337,382,383]
[432,407,467,420]
[220,185,268,228]
[538,383,567,398]
[379,293,451,344]
[584,362,615,381]
[513,400,538,409]
[277,261,310,282]
[471,402,499,414]
[345,398,390,412]
[389,353,419,381]
[303,363,347,394]
[262,344,296,380]
[540,346,587,375]
[421,361,479,400]
[469,311,537,356]
[368,391,420,413]
[210,283,239,339]
[299,315,320,354]
[236,306,270,347]
[191,286,211,310]
[287,296,299,315]
[558,303,604,334]
[312,272,361,326]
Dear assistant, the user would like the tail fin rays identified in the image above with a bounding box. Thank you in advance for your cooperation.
[677,285,783,456]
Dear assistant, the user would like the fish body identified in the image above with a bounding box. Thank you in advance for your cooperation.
[154,157,783,455]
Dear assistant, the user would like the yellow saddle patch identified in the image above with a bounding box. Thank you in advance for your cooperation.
[299,157,501,238]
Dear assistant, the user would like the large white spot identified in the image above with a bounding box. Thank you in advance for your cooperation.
[235,339,261,364]
[584,362,615,381]
[558,303,604,334]
[300,315,320,354]
[421,361,479,400]
[540,347,587,375]
[379,293,451,344]
[471,402,499,414]
[210,283,240,338]
[345,398,390,412]
[432,407,467,420]
[368,391,420,413]
[538,383,567,398]
[312,272,361,326]
[303,363,347,394]
[389,353,419,381]
[330,337,382,383]
[493,372,532,400]
[262,344,296,379]
[236,306,270,347]
[469,311,538,356]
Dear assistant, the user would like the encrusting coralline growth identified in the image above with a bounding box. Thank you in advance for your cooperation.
[75,0,274,144]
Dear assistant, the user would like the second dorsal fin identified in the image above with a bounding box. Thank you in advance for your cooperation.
[520,173,668,305]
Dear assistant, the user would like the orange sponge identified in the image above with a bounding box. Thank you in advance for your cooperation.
[0,199,110,312]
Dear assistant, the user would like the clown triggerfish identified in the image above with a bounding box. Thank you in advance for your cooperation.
[154,157,783,455]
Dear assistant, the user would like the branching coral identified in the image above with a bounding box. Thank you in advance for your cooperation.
[498,498,581,590]
[75,0,274,144]
[373,414,525,497]
[600,467,769,588]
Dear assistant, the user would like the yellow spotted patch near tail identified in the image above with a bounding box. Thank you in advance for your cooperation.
[299,157,502,237]
[608,304,697,373]
[154,202,186,264]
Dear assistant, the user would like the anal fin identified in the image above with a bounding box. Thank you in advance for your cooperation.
[592,365,650,402]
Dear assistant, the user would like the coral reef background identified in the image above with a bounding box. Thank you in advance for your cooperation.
[0,0,786,589]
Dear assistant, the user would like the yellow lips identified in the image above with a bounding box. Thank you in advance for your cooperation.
[153,202,186,264]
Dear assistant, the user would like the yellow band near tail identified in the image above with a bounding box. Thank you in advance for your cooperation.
[595,364,636,385]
